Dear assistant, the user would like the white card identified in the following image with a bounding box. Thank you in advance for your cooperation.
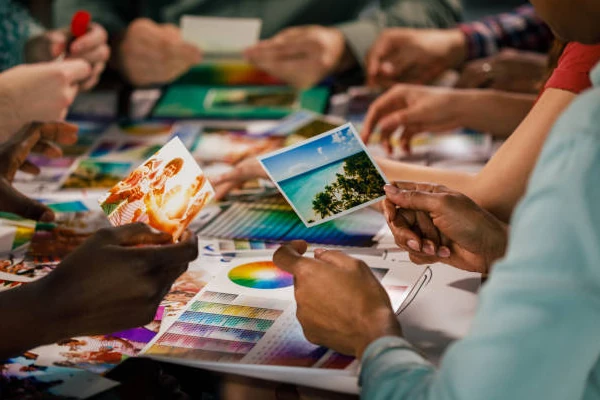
[181,15,262,56]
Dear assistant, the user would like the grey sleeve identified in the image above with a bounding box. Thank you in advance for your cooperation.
[53,0,137,34]
[337,0,462,67]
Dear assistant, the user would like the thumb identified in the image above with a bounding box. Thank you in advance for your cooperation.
[0,180,54,221]
[273,240,308,274]
[57,59,93,83]
[383,183,444,214]
[46,30,67,58]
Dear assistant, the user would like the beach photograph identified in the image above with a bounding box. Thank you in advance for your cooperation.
[259,124,387,226]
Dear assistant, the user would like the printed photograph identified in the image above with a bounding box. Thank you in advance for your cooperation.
[61,160,132,190]
[99,137,215,241]
[259,124,388,227]
[205,87,298,110]
[193,130,283,164]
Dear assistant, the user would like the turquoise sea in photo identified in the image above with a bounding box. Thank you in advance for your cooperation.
[278,153,360,222]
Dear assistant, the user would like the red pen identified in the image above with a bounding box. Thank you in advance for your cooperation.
[68,10,91,55]
[56,10,91,60]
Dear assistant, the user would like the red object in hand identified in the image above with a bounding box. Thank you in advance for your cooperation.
[70,10,91,38]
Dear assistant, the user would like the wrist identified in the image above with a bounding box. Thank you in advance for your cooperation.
[330,28,357,74]
[484,220,509,274]
[0,81,24,139]
[356,308,402,359]
[445,28,468,69]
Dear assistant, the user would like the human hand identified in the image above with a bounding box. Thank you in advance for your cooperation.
[25,23,110,91]
[383,182,508,274]
[456,49,548,94]
[366,28,466,88]
[273,241,402,359]
[245,26,354,89]
[117,18,202,86]
[0,122,78,221]
[210,157,268,200]
[0,61,92,137]
[36,224,198,341]
[361,84,470,153]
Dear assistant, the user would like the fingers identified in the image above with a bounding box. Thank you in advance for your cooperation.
[0,180,54,221]
[70,23,108,55]
[382,199,397,223]
[383,183,448,213]
[59,59,94,83]
[387,208,422,252]
[19,160,40,176]
[73,44,110,65]
[313,249,363,269]
[101,223,173,246]
[33,121,78,145]
[79,62,105,91]
[273,240,309,274]
[361,86,407,143]
[32,140,63,158]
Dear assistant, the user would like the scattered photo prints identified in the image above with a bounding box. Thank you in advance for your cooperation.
[99,137,215,241]
[61,160,132,190]
[259,123,388,227]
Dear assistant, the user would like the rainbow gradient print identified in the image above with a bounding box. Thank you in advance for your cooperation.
[228,261,293,289]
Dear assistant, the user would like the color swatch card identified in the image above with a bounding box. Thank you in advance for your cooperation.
[142,252,428,392]
[181,16,262,59]
[259,123,388,227]
[99,137,215,241]
[196,198,386,247]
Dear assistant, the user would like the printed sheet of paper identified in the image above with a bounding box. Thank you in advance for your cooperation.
[142,251,428,393]
[259,123,388,227]
[99,137,215,241]
[181,16,262,57]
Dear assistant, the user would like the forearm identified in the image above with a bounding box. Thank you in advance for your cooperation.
[0,281,60,359]
[377,157,477,195]
[458,89,536,137]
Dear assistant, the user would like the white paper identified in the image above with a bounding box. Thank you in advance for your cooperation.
[181,16,262,56]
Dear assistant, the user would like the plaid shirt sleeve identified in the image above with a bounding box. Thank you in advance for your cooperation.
[459,5,554,61]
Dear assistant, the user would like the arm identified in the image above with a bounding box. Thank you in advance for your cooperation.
[361,110,600,399]
[337,0,461,69]
[459,4,553,61]
[454,89,535,137]
[377,88,575,222]
[52,0,135,35]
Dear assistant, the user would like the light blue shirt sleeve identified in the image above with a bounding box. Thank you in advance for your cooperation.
[360,83,600,400]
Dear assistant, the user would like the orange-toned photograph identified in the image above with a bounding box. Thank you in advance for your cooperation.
[99,137,215,241]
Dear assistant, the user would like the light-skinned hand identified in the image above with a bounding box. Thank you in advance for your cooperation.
[0,61,92,140]
[117,18,202,86]
[273,240,402,359]
[0,122,78,221]
[210,157,268,200]
[366,28,467,88]
[383,182,508,274]
[25,23,110,90]
[360,84,470,153]
[245,26,354,89]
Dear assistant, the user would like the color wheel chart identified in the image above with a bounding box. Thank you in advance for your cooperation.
[197,199,384,247]
[228,261,293,289]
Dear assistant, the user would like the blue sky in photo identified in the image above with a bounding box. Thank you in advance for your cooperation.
[261,125,364,182]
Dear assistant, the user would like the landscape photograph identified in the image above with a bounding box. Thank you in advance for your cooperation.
[260,124,387,226]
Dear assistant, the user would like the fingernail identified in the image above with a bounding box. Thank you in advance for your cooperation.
[438,246,451,258]
[423,241,436,256]
[40,211,55,222]
[407,240,420,252]
[314,248,326,257]
[384,184,399,194]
